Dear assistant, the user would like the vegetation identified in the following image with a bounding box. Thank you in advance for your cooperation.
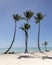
[34,12,46,52]
[4,14,23,54]
[23,10,34,53]
[3,10,47,53]
[23,10,34,23]
[42,41,48,52]
[19,23,30,53]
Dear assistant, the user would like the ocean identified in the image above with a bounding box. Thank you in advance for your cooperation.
[0,47,52,53]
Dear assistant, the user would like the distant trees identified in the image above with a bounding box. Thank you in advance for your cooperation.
[42,41,48,52]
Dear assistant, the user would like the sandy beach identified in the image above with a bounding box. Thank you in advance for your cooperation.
[0,51,52,65]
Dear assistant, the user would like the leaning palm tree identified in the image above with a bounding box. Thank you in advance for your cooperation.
[34,12,46,52]
[42,41,48,52]
[4,14,23,54]
[19,23,30,53]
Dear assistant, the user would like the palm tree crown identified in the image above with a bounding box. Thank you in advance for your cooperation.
[24,10,34,21]
[34,12,46,24]
[13,14,24,22]
[43,41,48,46]
[19,23,30,31]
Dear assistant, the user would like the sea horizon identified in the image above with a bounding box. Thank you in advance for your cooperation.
[0,47,52,53]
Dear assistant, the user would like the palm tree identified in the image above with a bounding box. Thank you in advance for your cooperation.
[34,12,46,52]
[42,41,48,52]
[19,23,30,53]
[4,14,23,54]
[22,10,34,53]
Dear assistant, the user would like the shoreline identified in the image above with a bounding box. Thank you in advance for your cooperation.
[0,47,52,53]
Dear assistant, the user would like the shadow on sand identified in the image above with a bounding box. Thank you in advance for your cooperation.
[18,55,34,59]
[42,56,52,60]
[17,52,52,60]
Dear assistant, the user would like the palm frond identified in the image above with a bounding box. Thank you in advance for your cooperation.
[24,10,34,20]
[19,23,31,32]
[13,14,25,21]
[42,41,48,46]
[34,16,40,24]
[19,27,25,31]
[34,12,46,23]
[24,23,31,30]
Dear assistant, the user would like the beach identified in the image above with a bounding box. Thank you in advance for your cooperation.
[0,51,52,65]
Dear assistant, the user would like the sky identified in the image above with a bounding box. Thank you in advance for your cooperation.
[0,0,52,48]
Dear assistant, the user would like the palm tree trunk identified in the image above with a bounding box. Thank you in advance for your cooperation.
[45,45,47,52]
[38,22,41,52]
[24,19,28,53]
[3,21,16,54]
[25,30,28,53]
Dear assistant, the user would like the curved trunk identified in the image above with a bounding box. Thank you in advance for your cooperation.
[3,21,16,54]
[25,30,28,53]
[38,22,41,52]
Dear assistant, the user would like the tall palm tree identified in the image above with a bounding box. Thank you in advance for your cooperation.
[34,12,46,52]
[19,23,30,53]
[23,10,34,53]
[42,41,48,52]
[4,14,23,54]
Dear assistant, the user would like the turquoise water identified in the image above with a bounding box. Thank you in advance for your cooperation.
[0,47,52,53]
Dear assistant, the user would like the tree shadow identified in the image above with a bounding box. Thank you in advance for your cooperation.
[17,55,34,59]
[17,52,52,60]
[42,56,52,60]
[17,52,43,59]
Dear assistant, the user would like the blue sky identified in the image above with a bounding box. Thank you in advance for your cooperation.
[0,0,52,48]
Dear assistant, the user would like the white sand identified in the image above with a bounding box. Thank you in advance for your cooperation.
[0,51,52,65]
